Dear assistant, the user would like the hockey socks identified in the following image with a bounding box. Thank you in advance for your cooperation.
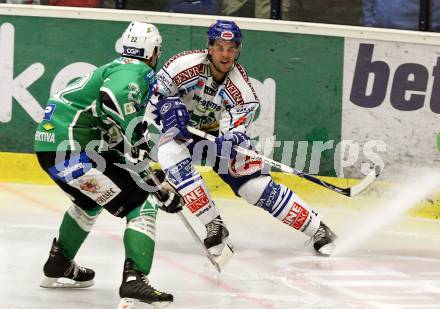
[119,202,174,308]
[40,205,100,288]
[240,177,337,254]
[124,199,158,274]
[58,204,101,260]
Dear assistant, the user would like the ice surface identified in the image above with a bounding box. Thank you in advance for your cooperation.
[1,183,439,309]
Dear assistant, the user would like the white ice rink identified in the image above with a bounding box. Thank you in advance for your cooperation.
[1,182,440,309]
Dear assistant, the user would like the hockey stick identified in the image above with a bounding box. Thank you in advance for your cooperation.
[186,126,380,197]
[176,211,225,273]
[147,167,231,272]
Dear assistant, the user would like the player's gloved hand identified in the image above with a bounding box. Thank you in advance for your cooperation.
[214,131,251,159]
[146,169,184,213]
[155,97,191,140]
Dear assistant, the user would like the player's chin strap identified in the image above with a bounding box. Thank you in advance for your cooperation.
[187,126,381,197]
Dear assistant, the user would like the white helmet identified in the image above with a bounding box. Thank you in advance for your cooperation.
[121,22,162,60]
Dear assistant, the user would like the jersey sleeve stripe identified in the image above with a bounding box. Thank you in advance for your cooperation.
[100,87,125,121]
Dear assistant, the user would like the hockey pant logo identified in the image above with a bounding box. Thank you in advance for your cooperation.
[48,152,93,183]
[228,153,263,177]
[68,168,122,206]
[184,186,210,214]
[281,202,309,231]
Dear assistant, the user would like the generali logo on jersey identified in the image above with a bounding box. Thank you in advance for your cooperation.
[173,64,204,87]
[236,63,258,101]
[225,79,244,104]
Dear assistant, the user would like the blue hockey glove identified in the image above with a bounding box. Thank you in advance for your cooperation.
[215,131,251,159]
[155,97,191,139]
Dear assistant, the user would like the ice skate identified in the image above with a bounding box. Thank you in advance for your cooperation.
[310,222,337,256]
[204,216,233,256]
[40,238,95,288]
[203,216,234,269]
[118,259,173,309]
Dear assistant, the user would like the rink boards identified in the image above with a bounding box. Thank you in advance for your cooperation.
[0,5,439,220]
[1,5,440,180]
[1,151,438,220]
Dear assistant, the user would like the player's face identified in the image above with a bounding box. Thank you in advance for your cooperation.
[208,40,239,74]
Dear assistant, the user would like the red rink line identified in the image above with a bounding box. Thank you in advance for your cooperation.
[0,183,278,309]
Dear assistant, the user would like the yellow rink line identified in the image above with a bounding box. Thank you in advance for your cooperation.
[1,152,439,220]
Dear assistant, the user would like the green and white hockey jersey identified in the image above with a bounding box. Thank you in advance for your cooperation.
[35,57,157,152]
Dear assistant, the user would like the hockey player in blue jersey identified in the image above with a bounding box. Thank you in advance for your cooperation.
[146,20,337,260]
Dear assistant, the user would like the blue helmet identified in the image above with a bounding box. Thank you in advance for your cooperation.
[207,20,242,47]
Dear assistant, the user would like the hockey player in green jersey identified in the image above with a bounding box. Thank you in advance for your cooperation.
[35,22,181,309]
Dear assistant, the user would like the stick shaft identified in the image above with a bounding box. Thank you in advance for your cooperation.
[146,167,222,272]
[186,126,377,197]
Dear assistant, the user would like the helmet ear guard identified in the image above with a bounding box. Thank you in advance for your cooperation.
[121,22,162,60]
[207,20,243,48]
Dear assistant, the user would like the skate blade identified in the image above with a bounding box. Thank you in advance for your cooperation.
[208,237,234,256]
[317,242,335,257]
[40,276,94,288]
[118,298,174,309]
[208,238,234,271]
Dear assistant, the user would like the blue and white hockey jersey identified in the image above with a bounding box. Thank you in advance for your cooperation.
[147,49,259,134]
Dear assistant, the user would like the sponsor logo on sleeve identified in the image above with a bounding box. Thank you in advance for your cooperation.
[146,69,155,80]
[43,103,56,121]
[197,79,205,88]
[34,131,55,143]
[124,102,136,115]
[160,102,172,114]
[128,82,141,104]
[235,106,255,114]
[42,123,54,131]
[233,115,248,127]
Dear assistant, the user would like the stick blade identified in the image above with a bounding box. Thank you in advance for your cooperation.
[177,212,233,273]
[349,165,381,197]
[212,243,234,272]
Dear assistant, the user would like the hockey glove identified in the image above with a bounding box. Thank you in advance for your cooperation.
[214,131,251,160]
[155,97,191,140]
[146,169,184,213]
